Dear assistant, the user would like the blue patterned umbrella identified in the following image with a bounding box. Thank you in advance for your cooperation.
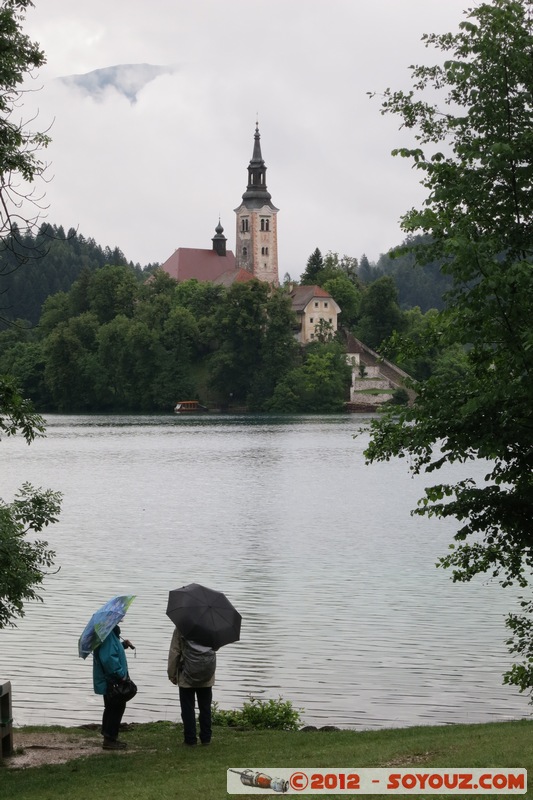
[78,595,135,659]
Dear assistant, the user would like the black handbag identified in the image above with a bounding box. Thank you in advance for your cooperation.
[107,676,137,702]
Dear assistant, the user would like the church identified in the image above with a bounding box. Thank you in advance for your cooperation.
[157,124,344,347]
[159,123,279,288]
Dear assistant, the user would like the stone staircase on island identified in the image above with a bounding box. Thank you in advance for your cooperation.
[343,333,415,412]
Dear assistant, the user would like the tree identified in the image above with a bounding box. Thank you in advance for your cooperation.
[155,306,200,408]
[300,248,324,285]
[0,377,62,627]
[0,0,50,246]
[87,264,138,324]
[44,318,98,410]
[383,307,465,381]
[356,275,405,350]
[208,281,269,405]
[374,236,454,312]
[324,252,358,283]
[268,341,350,413]
[365,0,533,695]
[248,289,299,410]
[358,254,373,284]
[0,2,62,627]
[323,273,361,330]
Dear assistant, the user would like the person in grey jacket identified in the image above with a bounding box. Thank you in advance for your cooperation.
[93,625,134,750]
[167,627,215,746]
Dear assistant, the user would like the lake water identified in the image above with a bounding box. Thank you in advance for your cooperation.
[0,414,529,730]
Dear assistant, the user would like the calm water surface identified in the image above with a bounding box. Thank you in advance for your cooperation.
[0,414,528,730]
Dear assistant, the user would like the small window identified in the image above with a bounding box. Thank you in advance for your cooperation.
[324,302,328,308]
[242,218,249,232]
[242,247,247,256]
[329,318,333,323]
[314,302,319,308]
[310,333,315,339]
[310,317,314,323]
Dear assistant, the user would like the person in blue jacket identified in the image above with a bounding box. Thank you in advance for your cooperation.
[93,625,134,750]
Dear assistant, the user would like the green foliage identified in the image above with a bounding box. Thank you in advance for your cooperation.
[0,1,49,246]
[87,264,138,324]
[268,341,350,413]
[358,253,373,284]
[301,249,360,293]
[1,267,313,413]
[207,280,270,405]
[0,3,62,629]
[300,248,324,284]
[323,273,361,330]
[0,373,45,441]
[375,235,453,312]
[356,275,406,350]
[212,696,302,731]
[504,597,533,698]
[366,0,533,694]
[381,307,465,382]
[388,387,409,406]
[0,379,62,628]
[0,226,132,328]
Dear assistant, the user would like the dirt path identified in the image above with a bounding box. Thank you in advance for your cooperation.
[4,729,106,769]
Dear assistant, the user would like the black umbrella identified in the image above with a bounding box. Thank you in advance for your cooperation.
[166,583,242,649]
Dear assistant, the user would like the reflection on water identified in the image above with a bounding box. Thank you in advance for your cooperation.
[0,414,528,729]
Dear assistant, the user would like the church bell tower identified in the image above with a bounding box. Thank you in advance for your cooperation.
[234,124,279,286]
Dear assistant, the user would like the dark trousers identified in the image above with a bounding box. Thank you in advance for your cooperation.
[102,693,127,740]
[179,686,212,745]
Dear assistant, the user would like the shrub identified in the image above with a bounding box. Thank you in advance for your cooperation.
[389,387,409,405]
[212,696,302,731]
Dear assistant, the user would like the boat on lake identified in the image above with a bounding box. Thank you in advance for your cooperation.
[174,400,209,414]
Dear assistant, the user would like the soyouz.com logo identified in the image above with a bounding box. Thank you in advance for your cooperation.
[227,767,527,794]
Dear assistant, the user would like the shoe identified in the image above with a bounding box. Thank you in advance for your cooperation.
[103,739,128,750]
[183,741,197,747]
[201,741,211,746]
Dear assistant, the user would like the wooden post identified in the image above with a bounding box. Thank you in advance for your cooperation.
[0,681,13,758]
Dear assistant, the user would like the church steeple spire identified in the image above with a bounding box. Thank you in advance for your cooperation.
[211,218,227,256]
[242,123,272,204]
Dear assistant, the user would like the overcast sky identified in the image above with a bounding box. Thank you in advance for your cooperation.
[23,0,470,278]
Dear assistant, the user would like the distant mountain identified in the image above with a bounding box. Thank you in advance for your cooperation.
[58,63,177,103]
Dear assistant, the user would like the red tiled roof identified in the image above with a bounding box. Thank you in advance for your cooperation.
[160,248,237,283]
[289,284,335,312]
[213,268,256,287]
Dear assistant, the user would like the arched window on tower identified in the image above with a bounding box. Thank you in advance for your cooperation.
[260,219,270,232]
[242,247,248,256]
[242,218,249,232]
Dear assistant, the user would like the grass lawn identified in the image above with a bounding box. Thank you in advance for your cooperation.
[1,719,531,799]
